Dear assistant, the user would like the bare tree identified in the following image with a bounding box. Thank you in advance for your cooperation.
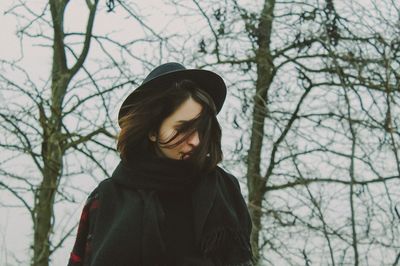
[167,0,400,264]
[2,0,398,265]
[0,1,166,265]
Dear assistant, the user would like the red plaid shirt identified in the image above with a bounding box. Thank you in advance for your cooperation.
[68,190,99,266]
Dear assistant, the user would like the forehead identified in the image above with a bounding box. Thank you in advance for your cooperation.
[164,98,202,125]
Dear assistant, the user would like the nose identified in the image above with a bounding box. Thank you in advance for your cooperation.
[187,131,200,147]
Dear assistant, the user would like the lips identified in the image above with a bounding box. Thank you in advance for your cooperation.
[181,151,192,160]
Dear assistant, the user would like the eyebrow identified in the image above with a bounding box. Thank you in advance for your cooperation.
[174,119,196,128]
[177,120,190,123]
[175,114,202,125]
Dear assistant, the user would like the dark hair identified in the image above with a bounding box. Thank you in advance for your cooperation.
[117,79,222,172]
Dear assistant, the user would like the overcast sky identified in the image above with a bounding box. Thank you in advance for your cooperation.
[1,0,399,265]
[0,1,245,264]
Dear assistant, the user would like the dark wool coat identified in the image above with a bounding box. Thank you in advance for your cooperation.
[67,164,253,266]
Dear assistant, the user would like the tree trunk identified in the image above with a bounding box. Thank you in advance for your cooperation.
[33,140,63,266]
[246,0,275,264]
[31,2,68,264]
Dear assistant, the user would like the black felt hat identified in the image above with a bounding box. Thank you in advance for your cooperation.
[118,62,227,125]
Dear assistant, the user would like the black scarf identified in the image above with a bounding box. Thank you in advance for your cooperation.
[91,153,253,266]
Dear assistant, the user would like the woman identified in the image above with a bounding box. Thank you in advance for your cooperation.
[68,63,253,266]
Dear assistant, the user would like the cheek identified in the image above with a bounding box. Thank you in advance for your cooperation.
[158,125,176,142]
[157,119,168,139]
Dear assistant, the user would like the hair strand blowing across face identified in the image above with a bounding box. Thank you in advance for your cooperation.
[118,79,222,172]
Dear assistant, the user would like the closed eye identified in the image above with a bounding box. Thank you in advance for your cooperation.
[174,120,195,132]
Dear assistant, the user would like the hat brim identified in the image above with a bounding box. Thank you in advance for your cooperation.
[118,69,227,124]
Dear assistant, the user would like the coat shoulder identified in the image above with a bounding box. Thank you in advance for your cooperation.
[85,178,112,201]
[216,166,242,192]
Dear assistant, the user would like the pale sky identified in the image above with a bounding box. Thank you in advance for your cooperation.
[0,1,244,265]
[1,0,399,265]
